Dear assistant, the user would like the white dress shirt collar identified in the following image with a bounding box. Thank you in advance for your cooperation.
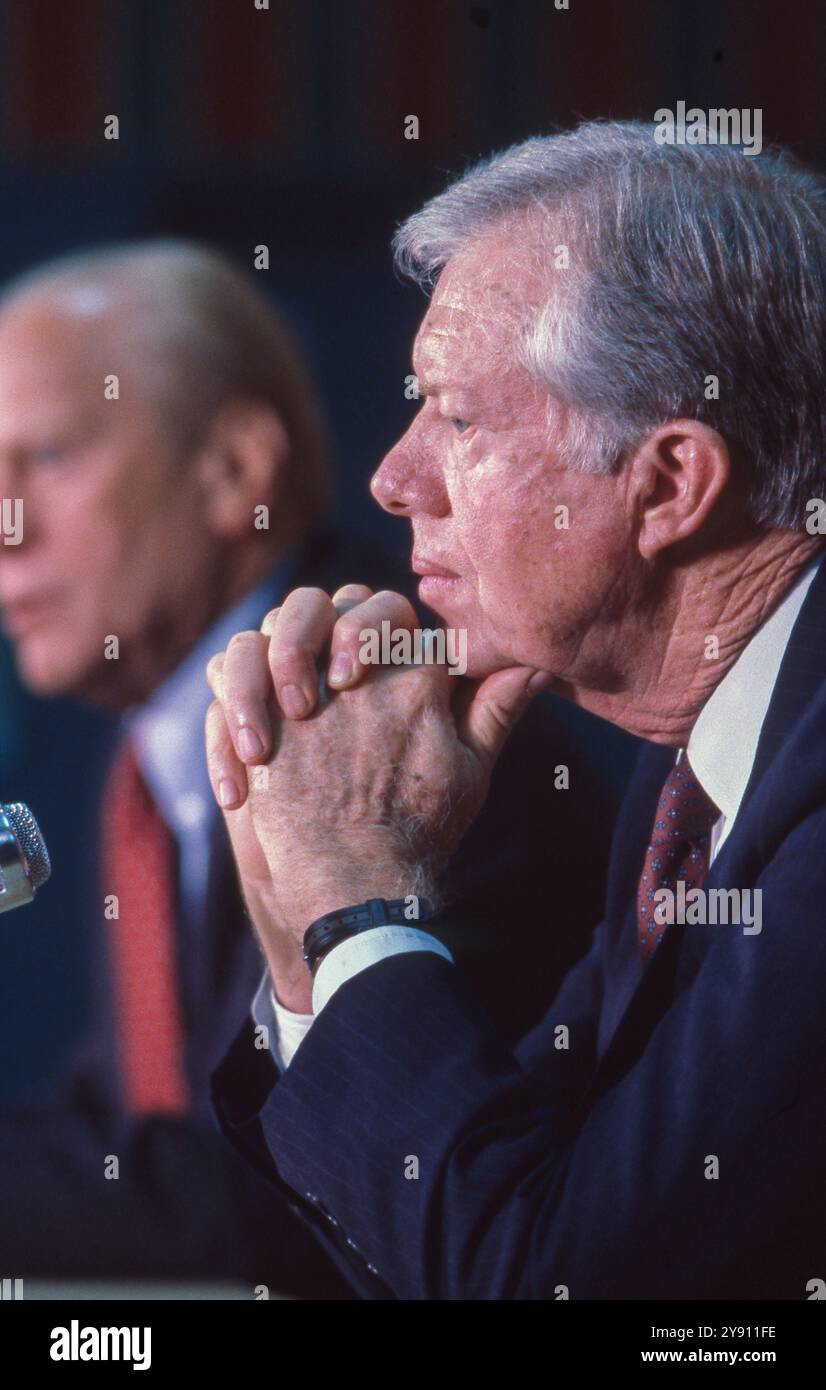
[686,554,822,856]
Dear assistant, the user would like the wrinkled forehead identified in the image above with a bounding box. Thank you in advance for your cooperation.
[413,232,551,383]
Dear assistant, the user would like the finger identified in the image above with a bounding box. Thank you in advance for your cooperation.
[221,630,274,761]
[331,583,374,611]
[260,605,281,639]
[326,584,375,687]
[327,589,420,689]
[269,587,338,718]
[259,588,371,714]
[205,651,225,700]
[457,667,552,771]
[261,587,370,672]
[205,698,248,810]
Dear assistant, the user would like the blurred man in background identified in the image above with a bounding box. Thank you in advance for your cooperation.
[0,240,366,1293]
[0,240,635,1293]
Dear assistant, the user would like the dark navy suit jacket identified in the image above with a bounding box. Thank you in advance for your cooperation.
[211,553,826,1300]
[0,528,633,1293]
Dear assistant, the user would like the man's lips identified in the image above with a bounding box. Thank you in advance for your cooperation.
[411,555,460,579]
[411,558,462,604]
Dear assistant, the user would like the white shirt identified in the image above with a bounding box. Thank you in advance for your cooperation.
[255,555,822,1070]
[688,556,819,863]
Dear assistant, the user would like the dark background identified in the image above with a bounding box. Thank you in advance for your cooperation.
[0,0,823,1099]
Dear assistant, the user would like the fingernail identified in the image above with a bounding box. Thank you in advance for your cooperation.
[219,778,240,807]
[527,670,552,695]
[238,725,264,760]
[328,653,353,687]
[280,683,308,718]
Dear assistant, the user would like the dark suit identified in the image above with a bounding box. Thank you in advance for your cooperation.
[0,527,634,1293]
[212,554,826,1299]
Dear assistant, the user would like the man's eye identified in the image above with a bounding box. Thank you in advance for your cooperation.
[451,418,471,434]
[30,444,71,466]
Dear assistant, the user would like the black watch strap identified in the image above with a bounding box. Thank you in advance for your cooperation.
[303,896,433,976]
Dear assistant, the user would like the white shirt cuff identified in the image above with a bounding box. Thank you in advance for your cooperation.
[249,926,453,1070]
[312,924,454,1013]
[250,971,313,1071]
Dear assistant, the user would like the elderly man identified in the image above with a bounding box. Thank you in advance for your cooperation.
[0,239,366,1293]
[207,121,826,1300]
[0,239,621,1291]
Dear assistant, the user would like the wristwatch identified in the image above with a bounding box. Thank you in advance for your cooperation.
[303,896,434,976]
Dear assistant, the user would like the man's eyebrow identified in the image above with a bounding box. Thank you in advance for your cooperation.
[412,363,461,395]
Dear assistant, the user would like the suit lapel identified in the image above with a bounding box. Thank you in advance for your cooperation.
[580,551,826,1111]
[740,553,826,809]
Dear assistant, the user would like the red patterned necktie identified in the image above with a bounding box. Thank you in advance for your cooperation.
[636,756,720,964]
[101,737,189,1115]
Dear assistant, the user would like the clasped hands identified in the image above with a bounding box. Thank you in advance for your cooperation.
[204,584,548,1011]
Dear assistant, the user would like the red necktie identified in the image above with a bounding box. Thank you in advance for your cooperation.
[101,738,189,1115]
[636,757,720,964]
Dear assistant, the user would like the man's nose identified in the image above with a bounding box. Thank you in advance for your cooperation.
[370,437,449,518]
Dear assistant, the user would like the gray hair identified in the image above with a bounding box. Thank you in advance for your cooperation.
[0,239,331,527]
[393,120,826,530]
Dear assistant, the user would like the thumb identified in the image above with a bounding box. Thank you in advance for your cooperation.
[457,666,551,769]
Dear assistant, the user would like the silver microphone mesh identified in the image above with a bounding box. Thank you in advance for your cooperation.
[1,802,51,889]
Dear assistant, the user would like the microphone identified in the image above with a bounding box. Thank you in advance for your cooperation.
[0,802,51,913]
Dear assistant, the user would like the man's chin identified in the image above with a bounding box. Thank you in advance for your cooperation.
[14,641,88,699]
[458,654,499,680]
[452,636,515,682]
[450,634,559,684]
[416,595,525,680]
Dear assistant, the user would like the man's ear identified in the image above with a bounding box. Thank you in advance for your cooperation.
[627,420,731,560]
[194,402,290,540]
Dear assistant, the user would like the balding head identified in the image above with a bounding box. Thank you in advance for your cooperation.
[0,240,331,706]
[0,239,331,525]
